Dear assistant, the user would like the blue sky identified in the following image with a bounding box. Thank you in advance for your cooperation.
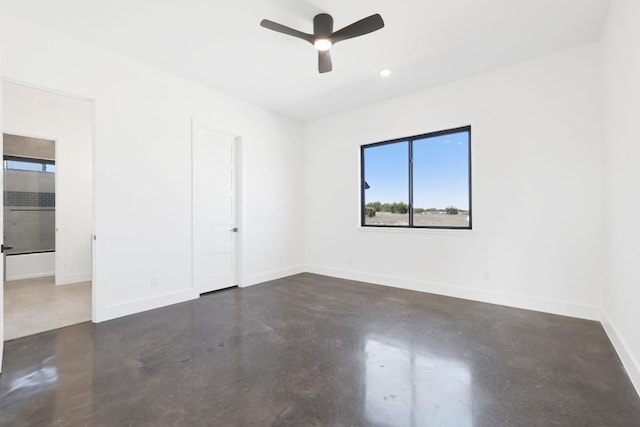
[364,131,469,210]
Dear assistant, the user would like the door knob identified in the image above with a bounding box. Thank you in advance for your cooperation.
[230,227,238,232]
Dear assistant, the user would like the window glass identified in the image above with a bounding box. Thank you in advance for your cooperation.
[412,132,470,228]
[5,159,44,172]
[363,141,409,226]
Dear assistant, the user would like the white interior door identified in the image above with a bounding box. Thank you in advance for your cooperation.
[192,122,238,294]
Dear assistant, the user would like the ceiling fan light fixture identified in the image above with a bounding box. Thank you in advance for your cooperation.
[260,13,384,73]
[379,69,391,77]
[314,39,332,51]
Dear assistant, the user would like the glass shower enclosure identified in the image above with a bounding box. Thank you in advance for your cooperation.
[3,134,56,256]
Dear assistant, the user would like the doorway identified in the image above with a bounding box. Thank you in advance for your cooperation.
[2,82,93,340]
[192,121,241,294]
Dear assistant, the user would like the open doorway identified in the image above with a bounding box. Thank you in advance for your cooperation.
[2,82,93,340]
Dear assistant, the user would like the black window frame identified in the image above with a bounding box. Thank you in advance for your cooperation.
[360,125,472,230]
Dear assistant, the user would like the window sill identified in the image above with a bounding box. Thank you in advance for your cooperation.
[357,226,476,236]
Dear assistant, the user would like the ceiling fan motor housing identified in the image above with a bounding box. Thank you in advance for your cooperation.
[314,13,333,38]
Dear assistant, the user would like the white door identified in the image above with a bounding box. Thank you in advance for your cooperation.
[192,122,238,294]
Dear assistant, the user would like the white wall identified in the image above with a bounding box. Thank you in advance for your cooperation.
[1,15,305,321]
[304,43,604,320]
[5,253,54,281]
[601,0,640,395]
[3,82,93,285]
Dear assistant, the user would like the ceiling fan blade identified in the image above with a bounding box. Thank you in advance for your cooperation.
[330,14,384,44]
[260,19,314,43]
[318,50,332,73]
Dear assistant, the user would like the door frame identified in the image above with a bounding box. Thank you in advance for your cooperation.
[0,79,97,371]
[1,79,4,372]
[191,118,243,292]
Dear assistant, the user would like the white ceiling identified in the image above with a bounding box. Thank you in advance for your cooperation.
[0,0,611,122]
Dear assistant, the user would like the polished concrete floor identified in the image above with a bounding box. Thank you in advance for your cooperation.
[3,276,91,340]
[0,273,639,426]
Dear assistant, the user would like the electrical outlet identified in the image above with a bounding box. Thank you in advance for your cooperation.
[347,257,352,265]
[482,272,490,281]
[150,276,160,287]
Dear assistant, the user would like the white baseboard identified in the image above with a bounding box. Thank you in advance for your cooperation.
[94,265,305,322]
[6,271,55,281]
[56,272,92,285]
[304,265,600,321]
[601,310,640,398]
[97,289,198,322]
[243,265,305,287]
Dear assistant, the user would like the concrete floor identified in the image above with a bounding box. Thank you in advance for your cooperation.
[3,276,91,340]
[0,273,639,426]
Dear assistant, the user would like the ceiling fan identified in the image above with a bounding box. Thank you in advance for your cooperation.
[260,13,385,73]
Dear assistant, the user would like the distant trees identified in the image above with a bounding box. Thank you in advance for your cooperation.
[365,205,377,218]
[366,201,382,212]
[445,205,459,215]
[366,201,463,217]
[384,202,409,214]
[365,201,408,217]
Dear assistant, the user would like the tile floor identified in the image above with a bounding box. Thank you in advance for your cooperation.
[3,276,91,340]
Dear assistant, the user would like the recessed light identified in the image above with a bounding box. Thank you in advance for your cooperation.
[379,69,391,77]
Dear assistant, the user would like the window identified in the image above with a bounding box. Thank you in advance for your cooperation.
[4,156,56,173]
[361,126,471,229]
